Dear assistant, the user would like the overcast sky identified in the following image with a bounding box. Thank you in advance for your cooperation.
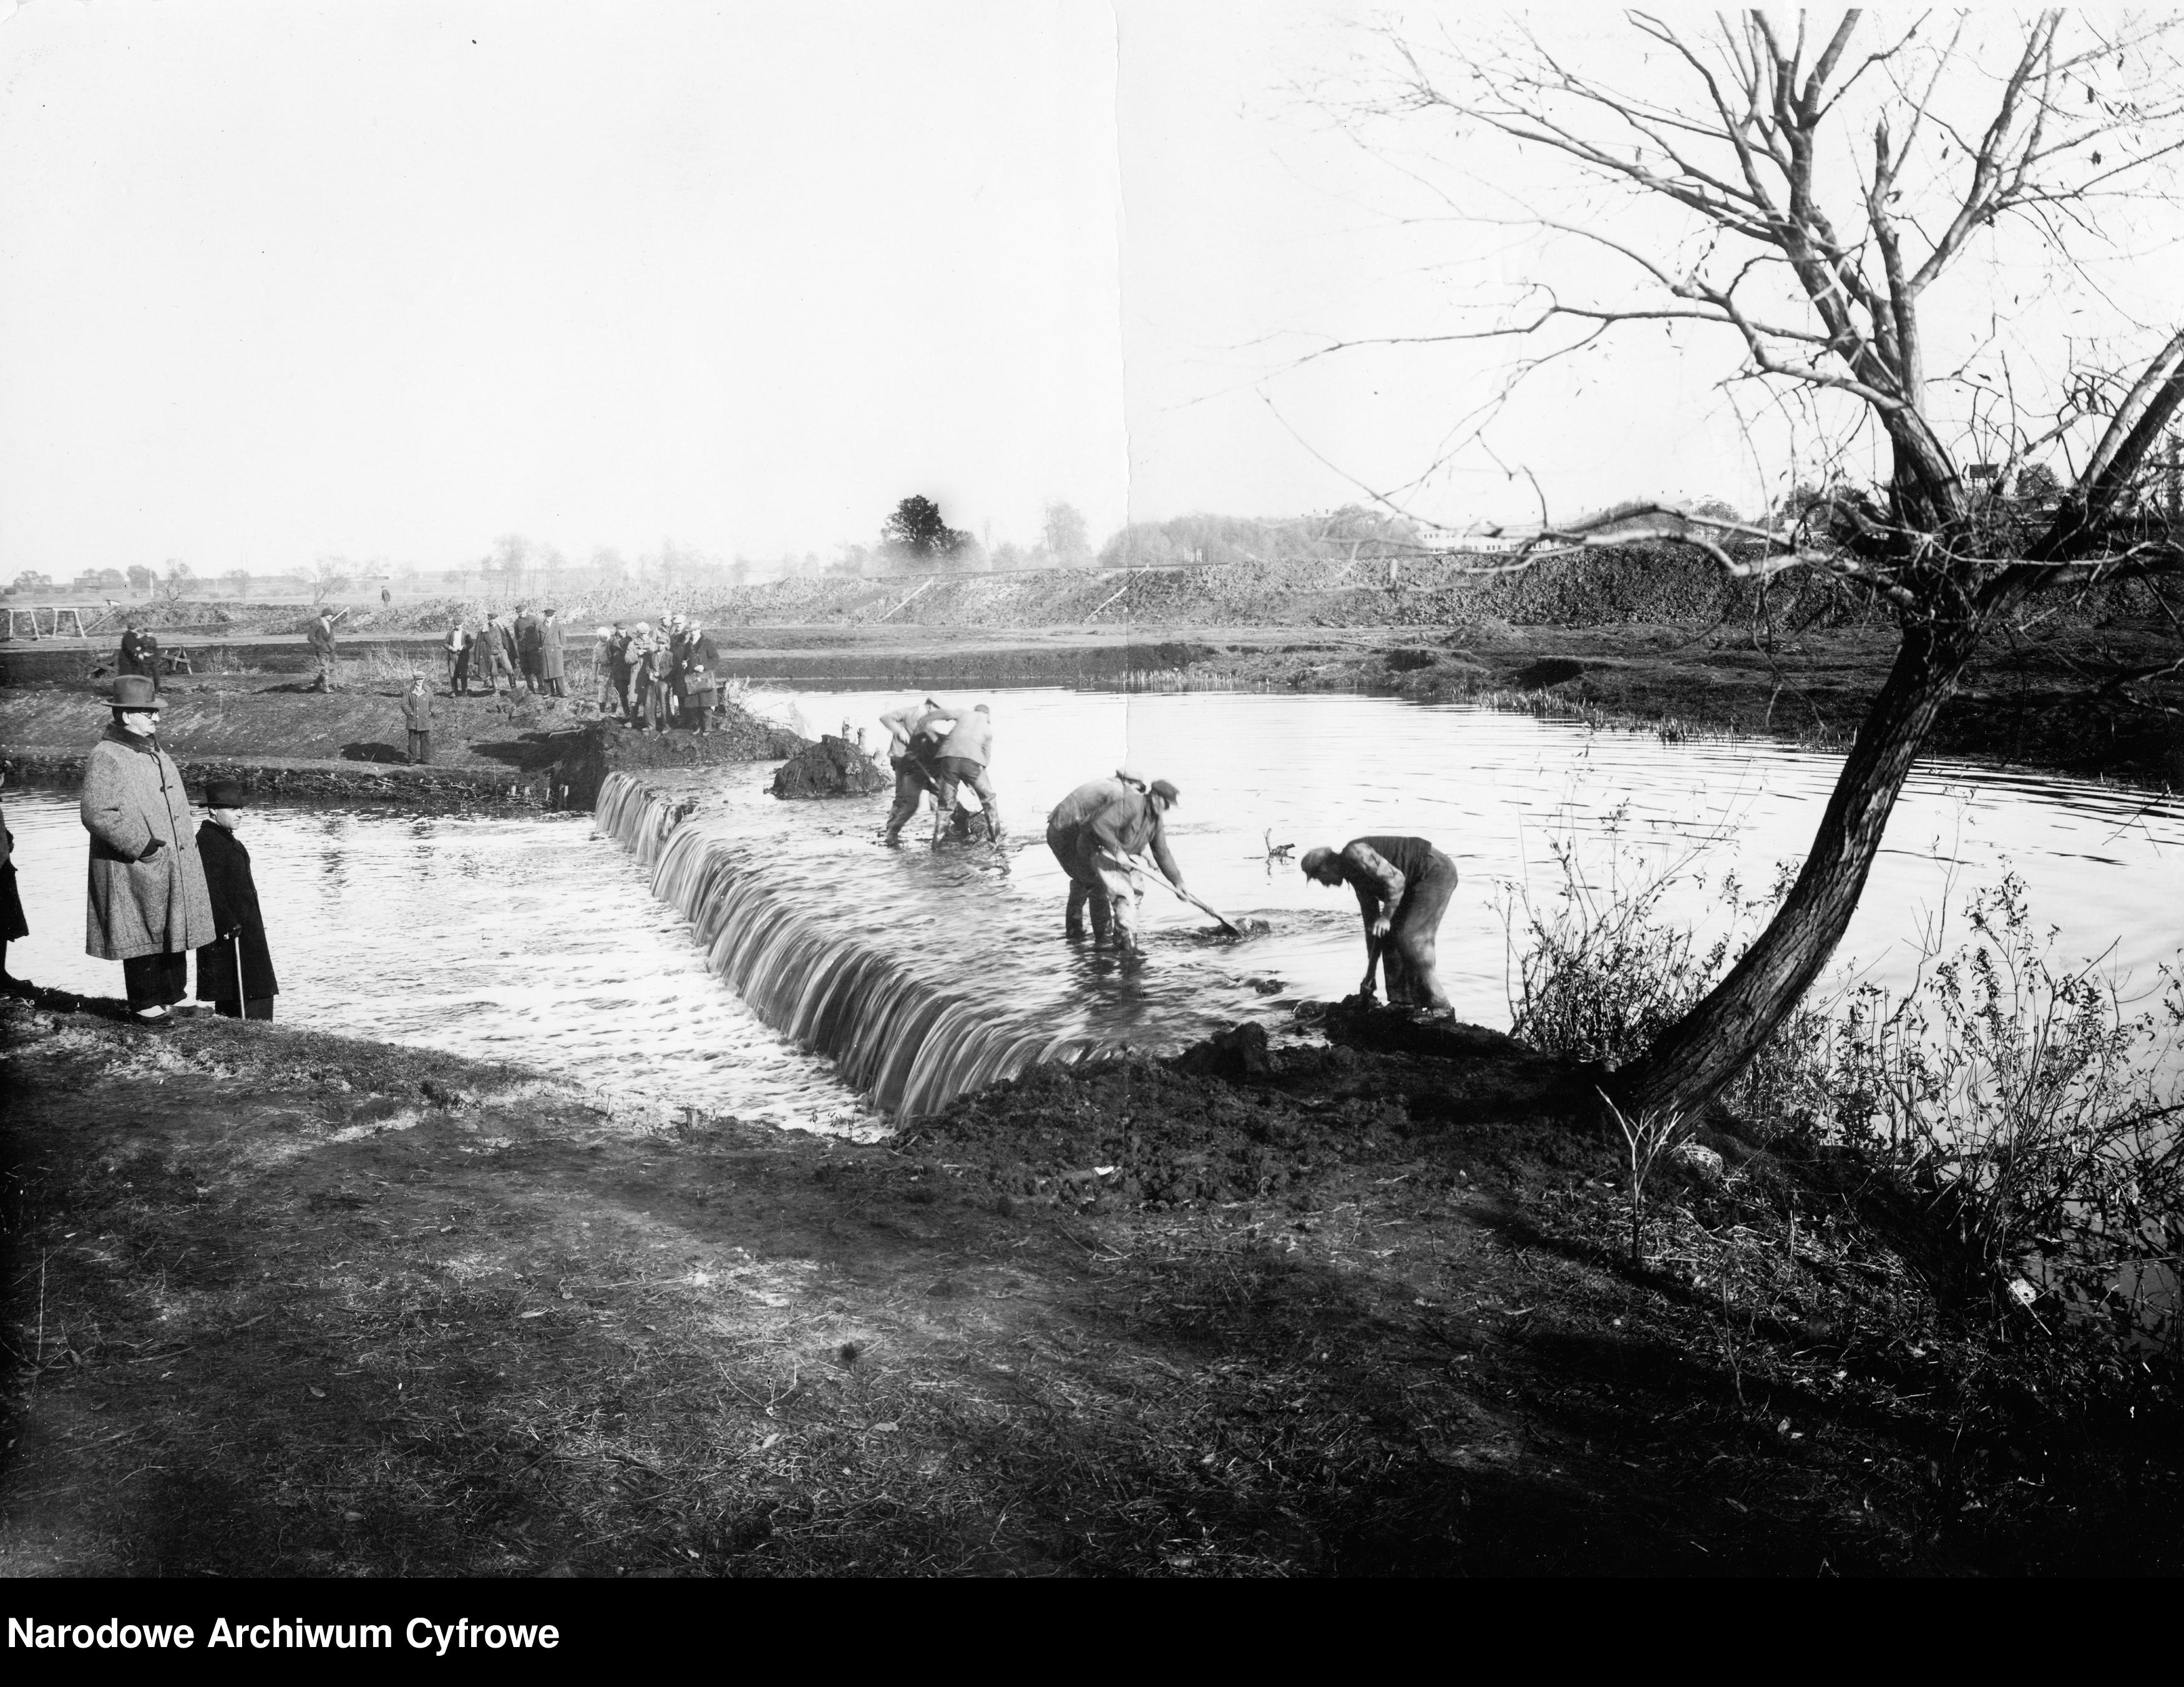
[4,3,2177,577]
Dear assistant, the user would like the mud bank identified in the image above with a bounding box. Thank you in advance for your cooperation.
[9,617,2178,789]
[0,683,804,810]
[5,989,2177,1577]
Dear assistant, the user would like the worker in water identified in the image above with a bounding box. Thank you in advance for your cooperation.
[876,697,954,845]
[1045,775,1183,953]
[929,703,1001,844]
[1300,836,1458,1012]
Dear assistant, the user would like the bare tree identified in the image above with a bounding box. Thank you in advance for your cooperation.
[1333,11,2184,1117]
[310,554,352,605]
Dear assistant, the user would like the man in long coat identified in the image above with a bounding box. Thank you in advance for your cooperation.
[1,767,27,980]
[513,604,543,693]
[193,777,279,1020]
[118,617,162,692]
[539,607,567,698]
[79,674,217,1026]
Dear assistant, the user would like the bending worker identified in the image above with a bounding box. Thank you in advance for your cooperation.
[929,703,1001,844]
[1046,774,1183,954]
[877,697,955,845]
[1300,835,1458,1011]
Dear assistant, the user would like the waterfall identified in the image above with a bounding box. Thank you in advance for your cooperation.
[595,771,1105,1117]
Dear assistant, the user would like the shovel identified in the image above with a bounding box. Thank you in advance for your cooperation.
[1129,855,1243,936]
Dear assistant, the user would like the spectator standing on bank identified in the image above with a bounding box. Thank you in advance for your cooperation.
[118,617,162,694]
[466,617,498,697]
[683,660,719,734]
[641,636,676,732]
[539,607,567,698]
[514,604,544,693]
[1,765,27,981]
[79,675,216,1029]
[306,608,338,692]
[401,672,436,764]
[597,623,629,719]
[481,613,517,695]
[192,778,279,1022]
[444,621,469,694]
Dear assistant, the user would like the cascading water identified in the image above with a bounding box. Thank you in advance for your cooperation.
[597,771,1108,1115]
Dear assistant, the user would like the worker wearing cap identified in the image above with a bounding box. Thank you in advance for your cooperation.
[928,703,1002,844]
[1300,836,1458,1010]
[876,697,955,844]
[1045,775,1183,952]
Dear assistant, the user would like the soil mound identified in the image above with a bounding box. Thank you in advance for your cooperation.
[904,1009,1597,1211]
[771,735,889,799]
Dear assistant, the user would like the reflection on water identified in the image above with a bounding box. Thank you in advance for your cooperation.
[7,688,2180,1127]
[5,793,876,1136]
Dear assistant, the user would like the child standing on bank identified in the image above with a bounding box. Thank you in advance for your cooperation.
[193,779,280,1021]
[402,672,436,765]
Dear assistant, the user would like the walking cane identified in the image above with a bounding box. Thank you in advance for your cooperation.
[230,929,243,1020]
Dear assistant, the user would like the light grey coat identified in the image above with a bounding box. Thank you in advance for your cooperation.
[79,728,217,961]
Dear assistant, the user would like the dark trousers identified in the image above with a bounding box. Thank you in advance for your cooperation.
[213,997,275,1020]
[407,729,432,765]
[884,755,938,839]
[122,951,188,1010]
[1381,854,1459,1010]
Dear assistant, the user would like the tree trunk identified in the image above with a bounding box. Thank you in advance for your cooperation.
[1609,618,1984,1119]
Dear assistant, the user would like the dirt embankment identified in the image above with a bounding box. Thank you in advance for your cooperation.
[8,600,2179,791]
[5,990,2175,1577]
[0,681,804,809]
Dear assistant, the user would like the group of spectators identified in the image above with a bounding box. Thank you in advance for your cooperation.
[595,615,724,734]
[441,605,567,698]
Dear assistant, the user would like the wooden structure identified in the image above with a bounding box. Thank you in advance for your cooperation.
[2,604,94,640]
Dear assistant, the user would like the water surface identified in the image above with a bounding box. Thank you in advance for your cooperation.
[9,688,2180,1124]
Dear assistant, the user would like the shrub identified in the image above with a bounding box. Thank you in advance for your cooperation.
[1506,831,2184,1341]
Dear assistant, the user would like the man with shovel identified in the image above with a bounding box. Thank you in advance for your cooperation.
[1300,835,1456,1012]
[1045,773,1187,954]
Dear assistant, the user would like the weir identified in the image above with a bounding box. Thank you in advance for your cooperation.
[594,771,1106,1116]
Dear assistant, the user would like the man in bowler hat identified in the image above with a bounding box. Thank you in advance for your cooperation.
[193,778,279,1020]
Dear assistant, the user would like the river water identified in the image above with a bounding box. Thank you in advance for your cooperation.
[9,687,2181,1128]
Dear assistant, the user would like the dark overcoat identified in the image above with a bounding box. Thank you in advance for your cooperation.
[79,726,217,959]
[1,796,27,944]
[193,821,278,1002]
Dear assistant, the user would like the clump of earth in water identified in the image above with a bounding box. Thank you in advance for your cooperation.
[772,735,889,799]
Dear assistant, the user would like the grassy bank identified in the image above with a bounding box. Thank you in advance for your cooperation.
[6,992,2177,1577]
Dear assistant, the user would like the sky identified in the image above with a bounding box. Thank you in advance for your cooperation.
[3,2,2179,579]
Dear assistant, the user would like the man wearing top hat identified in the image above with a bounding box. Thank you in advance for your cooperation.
[78,675,216,1027]
[193,777,279,1020]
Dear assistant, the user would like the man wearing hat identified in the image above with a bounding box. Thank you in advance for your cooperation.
[78,675,216,1027]
[1300,834,1458,1011]
[401,670,436,764]
[538,607,567,698]
[1044,773,1186,953]
[306,607,338,692]
[193,778,278,1020]
[119,615,163,694]
[514,602,544,693]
